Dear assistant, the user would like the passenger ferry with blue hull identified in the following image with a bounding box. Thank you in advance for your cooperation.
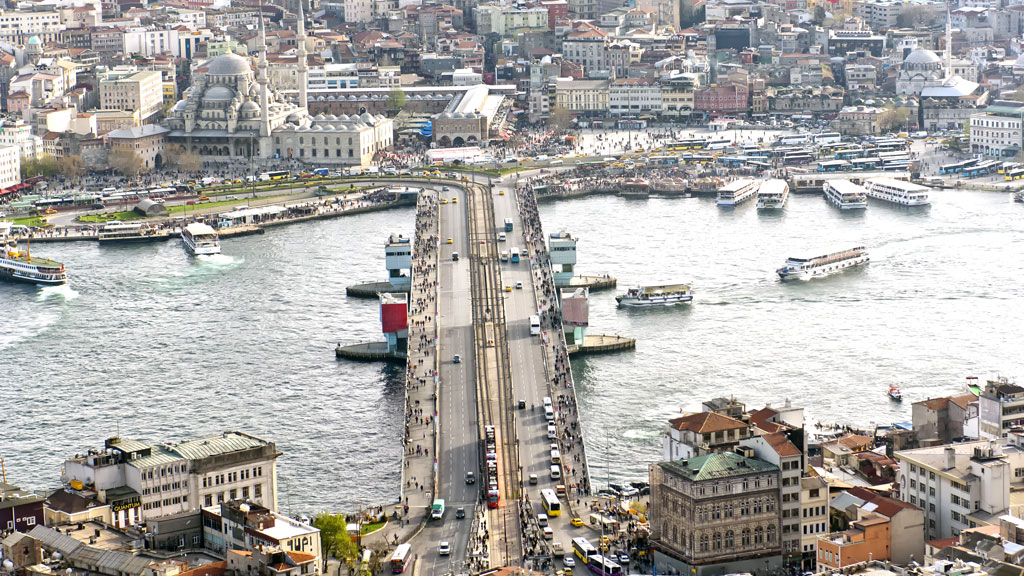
[823,179,868,210]
[717,178,759,207]
[777,246,869,281]
[1,223,67,286]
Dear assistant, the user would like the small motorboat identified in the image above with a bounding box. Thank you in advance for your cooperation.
[888,384,903,402]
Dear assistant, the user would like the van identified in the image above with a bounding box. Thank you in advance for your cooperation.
[547,425,557,439]
[551,465,561,480]
[551,449,561,464]
[544,406,554,421]
[550,159,563,165]
[498,232,506,242]
[537,513,548,527]
[543,526,554,540]
[543,396,552,408]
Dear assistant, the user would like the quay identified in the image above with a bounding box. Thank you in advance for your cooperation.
[567,334,636,356]
[345,281,406,298]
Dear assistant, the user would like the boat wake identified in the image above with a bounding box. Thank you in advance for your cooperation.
[37,283,79,301]
[197,254,242,267]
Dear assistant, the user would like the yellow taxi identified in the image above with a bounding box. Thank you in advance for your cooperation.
[570,517,584,527]
[43,209,58,214]
[504,285,512,292]
[198,196,211,201]
[234,178,243,184]
[499,190,505,195]
[447,237,453,244]
[441,199,449,205]
[451,197,458,203]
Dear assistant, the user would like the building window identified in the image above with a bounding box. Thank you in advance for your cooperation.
[754,527,763,545]
[699,534,709,552]
[255,484,262,498]
[204,495,213,506]
[725,530,734,548]
[742,528,751,547]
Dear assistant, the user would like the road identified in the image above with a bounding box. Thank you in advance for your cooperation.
[490,177,585,570]
[417,190,481,574]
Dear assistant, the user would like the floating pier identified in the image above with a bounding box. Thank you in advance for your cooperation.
[346,281,405,297]
[567,334,636,355]
[569,274,616,292]
[335,341,405,361]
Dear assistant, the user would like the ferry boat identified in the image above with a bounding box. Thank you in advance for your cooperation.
[616,284,693,307]
[98,221,171,243]
[0,223,67,285]
[181,222,221,255]
[756,179,789,210]
[823,179,868,210]
[863,178,931,206]
[716,178,759,207]
[776,246,869,281]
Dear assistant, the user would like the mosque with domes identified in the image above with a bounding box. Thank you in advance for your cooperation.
[164,5,392,164]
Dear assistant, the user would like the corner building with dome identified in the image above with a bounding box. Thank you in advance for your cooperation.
[164,7,393,165]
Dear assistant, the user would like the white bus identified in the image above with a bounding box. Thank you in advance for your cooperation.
[529,315,541,335]
[814,132,842,144]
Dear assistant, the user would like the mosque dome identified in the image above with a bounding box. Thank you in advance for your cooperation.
[904,48,941,67]
[203,86,235,101]
[204,52,252,76]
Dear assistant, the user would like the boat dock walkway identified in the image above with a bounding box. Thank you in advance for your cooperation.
[567,334,636,356]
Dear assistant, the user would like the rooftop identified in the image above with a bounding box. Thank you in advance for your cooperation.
[668,411,747,434]
[660,452,778,482]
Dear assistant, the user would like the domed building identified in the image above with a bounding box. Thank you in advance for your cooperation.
[163,7,393,165]
[896,48,944,95]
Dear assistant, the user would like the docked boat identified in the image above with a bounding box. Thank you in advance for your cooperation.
[98,221,171,243]
[1014,191,1024,203]
[716,178,759,207]
[181,222,221,255]
[616,284,693,307]
[888,384,903,402]
[776,246,869,281]
[756,179,789,210]
[0,223,67,285]
[863,178,931,206]
[823,179,868,210]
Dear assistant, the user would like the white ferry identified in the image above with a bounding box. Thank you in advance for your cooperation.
[776,246,869,281]
[181,222,221,255]
[756,179,789,210]
[863,178,931,206]
[98,221,171,243]
[822,179,868,210]
[0,223,67,285]
[717,179,759,207]
[616,284,693,307]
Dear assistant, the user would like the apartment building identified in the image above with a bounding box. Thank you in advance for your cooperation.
[63,432,280,528]
[0,11,65,43]
[554,78,608,113]
[609,78,661,115]
[741,433,803,564]
[979,377,1024,438]
[202,500,320,571]
[800,476,828,569]
[663,412,751,461]
[99,70,164,122]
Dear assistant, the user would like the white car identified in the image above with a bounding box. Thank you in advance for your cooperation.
[563,556,576,567]
[439,542,451,556]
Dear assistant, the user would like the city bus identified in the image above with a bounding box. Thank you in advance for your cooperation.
[683,154,714,165]
[814,132,843,144]
[540,488,561,517]
[940,159,978,174]
[706,138,732,151]
[649,155,679,165]
[777,134,810,146]
[573,537,599,564]
[488,488,500,508]
[587,555,624,576]
[504,218,514,232]
[510,248,520,263]
[784,152,813,165]
[667,138,707,151]
[717,156,747,168]
[867,138,909,152]
[851,157,880,171]
[530,315,541,336]
[746,160,771,171]
[998,162,1017,174]
[390,544,412,573]
[259,170,290,181]
[817,160,850,172]
[834,146,863,160]
[1005,168,1024,181]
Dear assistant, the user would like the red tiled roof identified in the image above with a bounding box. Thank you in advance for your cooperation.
[838,434,872,450]
[177,561,227,576]
[668,412,747,434]
[845,486,918,517]
[286,552,316,564]
[763,432,801,457]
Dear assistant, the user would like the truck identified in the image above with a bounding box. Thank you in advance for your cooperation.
[504,218,514,232]
[431,499,445,520]
[510,248,520,263]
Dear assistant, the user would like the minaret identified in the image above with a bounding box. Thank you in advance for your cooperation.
[296,0,309,110]
[258,5,270,137]
[945,7,952,81]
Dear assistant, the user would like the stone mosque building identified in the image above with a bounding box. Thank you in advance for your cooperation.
[164,4,392,164]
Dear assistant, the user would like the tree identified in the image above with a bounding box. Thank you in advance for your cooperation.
[108,149,145,177]
[166,145,204,172]
[896,5,936,29]
[312,513,359,573]
[57,156,85,183]
[20,156,59,179]
[877,105,910,132]
[386,88,406,110]
[813,5,826,24]
[547,106,574,134]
